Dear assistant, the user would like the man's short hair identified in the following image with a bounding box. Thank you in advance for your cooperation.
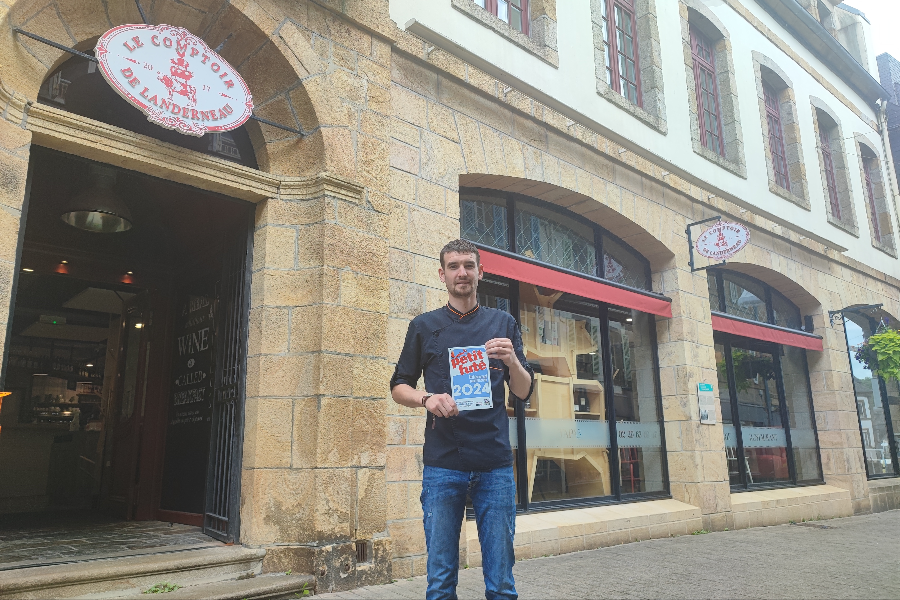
[440,239,480,267]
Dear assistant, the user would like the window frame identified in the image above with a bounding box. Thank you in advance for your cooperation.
[471,276,668,515]
[763,82,791,192]
[863,158,883,243]
[715,334,823,491]
[460,188,653,292]
[690,26,725,156]
[707,269,804,332]
[461,188,667,514]
[819,125,842,220]
[600,0,643,107]
[474,0,530,35]
[842,311,900,480]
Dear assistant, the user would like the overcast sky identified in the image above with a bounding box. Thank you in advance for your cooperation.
[841,1,900,61]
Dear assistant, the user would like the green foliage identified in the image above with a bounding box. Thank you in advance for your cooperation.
[143,582,181,594]
[866,328,900,382]
[293,582,311,597]
[691,529,710,535]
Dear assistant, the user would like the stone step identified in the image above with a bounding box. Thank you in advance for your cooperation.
[99,573,316,600]
[0,546,266,599]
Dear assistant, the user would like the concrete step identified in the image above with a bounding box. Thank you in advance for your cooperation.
[99,573,316,600]
[0,546,266,599]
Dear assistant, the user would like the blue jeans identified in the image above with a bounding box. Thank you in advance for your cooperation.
[421,465,517,600]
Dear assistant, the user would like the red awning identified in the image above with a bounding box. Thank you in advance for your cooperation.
[711,314,823,351]
[479,250,672,318]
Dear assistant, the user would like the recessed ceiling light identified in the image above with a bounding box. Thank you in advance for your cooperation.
[134,323,144,329]
[126,271,133,275]
[22,268,33,272]
[626,318,633,322]
[85,363,93,368]
[61,260,68,264]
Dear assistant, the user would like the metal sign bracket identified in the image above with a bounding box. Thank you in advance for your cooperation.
[686,215,726,273]
[827,304,883,328]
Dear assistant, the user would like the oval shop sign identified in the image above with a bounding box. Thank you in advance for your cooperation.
[694,220,750,261]
[95,24,253,137]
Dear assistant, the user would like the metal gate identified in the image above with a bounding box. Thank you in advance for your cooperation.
[203,219,253,542]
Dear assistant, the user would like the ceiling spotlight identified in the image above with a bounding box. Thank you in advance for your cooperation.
[61,165,133,233]
[61,260,68,264]
[126,271,133,275]
[85,363,93,368]
[626,318,633,322]
[22,268,33,272]
[134,322,144,329]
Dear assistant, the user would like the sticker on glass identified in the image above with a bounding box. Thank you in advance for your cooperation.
[449,346,492,411]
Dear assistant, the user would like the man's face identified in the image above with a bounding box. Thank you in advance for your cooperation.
[439,251,483,298]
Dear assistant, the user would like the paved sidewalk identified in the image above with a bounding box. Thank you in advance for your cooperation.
[318,510,900,599]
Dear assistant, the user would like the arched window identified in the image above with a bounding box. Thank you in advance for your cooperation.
[707,269,822,489]
[460,190,650,290]
[38,54,257,169]
[461,189,666,512]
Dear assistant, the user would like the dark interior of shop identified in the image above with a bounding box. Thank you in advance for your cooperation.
[0,146,252,544]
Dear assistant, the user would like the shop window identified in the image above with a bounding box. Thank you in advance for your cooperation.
[857,142,897,255]
[716,337,822,488]
[710,269,821,488]
[484,275,666,511]
[462,190,665,511]
[843,311,900,478]
[707,270,803,332]
[460,190,652,291]
[473,0,529,34]
[37,54,257,168]
[461,194,509,250]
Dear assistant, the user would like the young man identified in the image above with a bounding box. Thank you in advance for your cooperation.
[390,239,534,600]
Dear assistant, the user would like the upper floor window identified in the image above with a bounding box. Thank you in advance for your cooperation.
[690,27,724,156]
[460,190,651,291]
[857,141,897,255]
[473,0,529,34]
[863,159,882,243]
[599,0,641,106]
[819,126,840,218]
[707,270,803,331]
[763,82,790,192]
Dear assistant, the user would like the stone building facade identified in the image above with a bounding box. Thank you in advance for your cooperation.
[0,0,898,595]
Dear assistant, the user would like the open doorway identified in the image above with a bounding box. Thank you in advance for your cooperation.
[0,146,253,562]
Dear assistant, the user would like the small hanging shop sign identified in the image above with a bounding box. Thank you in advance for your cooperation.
[694,220,750,261]
[686,216,750,272]
[95,24,253,137]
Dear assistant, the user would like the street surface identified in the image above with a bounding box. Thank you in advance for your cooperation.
[318,510,900,599]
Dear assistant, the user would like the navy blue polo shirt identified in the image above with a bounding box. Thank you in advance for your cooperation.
[390,304,534,472]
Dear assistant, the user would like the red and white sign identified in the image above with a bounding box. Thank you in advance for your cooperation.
[694,221,750,261]
[95,24,253,137]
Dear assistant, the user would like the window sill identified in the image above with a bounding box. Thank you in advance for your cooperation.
[692,141,747,179]
[596,81,667,134]
[451,0,559,68]
[768,181,810,210]
[871,237,898,258]
[826,213,859,237]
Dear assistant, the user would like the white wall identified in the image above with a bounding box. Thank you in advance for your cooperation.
[389,0,900,276]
